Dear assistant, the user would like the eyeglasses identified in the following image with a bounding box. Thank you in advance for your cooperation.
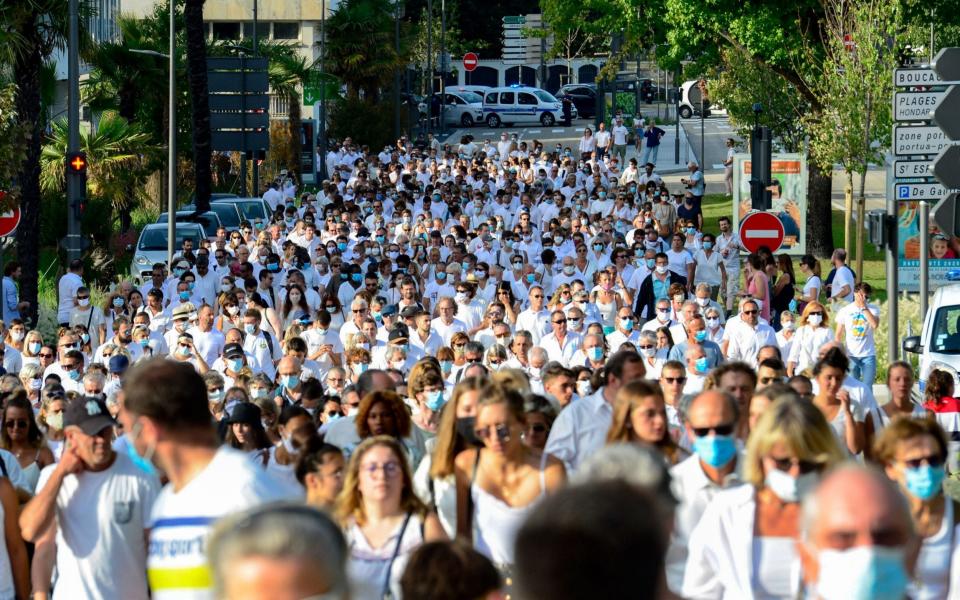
[360,461,401,477]
[770,456,825,475]
[742,310,758,315]
[527,423,547,434]
[76,295,89,300]
[661,376,687,384]
[531,294,544,299]
[4,419,27,430]
[352,309,367,314]
[474,423,511,443]
[639,345,655,350]
[692,423,735,437]
[904,454,945,469]
[39,353,54,359]
[553,319,567,324]
[808,311,823,317]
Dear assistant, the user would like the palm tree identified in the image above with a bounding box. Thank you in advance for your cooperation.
[267,48,315,181]
[325,0,404,100]
[184,0,212,212]
[40,112,160,237]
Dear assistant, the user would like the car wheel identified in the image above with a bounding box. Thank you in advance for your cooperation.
[461,114,475,127]
[486,114,501,128]
[679,106,692,119]
[541,113,555,127]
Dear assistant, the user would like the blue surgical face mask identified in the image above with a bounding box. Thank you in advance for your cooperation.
[126,425,158,476]
[439,360,453,374]
[694,330,707,343]
[280,374,300,389]
[646,258,656,269]
[113,297,125,308]
[526,273,536,283]
[179,291,190,301]
[424,389,445,412]
[692,434,737,467]
[138,338,150,348]
[244,323,256,335]
[695,356,709,373]
[337,242,347,251]
[229,358,244,372]
[351,273,363,283]
[904,464,945,500]
[588,346,603,361]
[620,317,634,330]
[67,368,81,381]
[702,241,714,250]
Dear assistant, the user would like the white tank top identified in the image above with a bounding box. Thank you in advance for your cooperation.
[0,494,14,600]
[751,536,798,599]
[911,500,955,600]
[471,452,547,567]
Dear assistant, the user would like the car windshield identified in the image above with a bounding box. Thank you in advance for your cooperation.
[139,227,203,251]
[534,90,558,103]
[236,201,267,220]
[210,204,241,227]
[930,304,960,354]
[461,92,482,104]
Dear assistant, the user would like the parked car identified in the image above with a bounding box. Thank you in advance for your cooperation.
[431,89,485,127]
[678,79,715,119]
[904,283,960,391]
[130,223,206,284]
[181,201,243,230]
[213,196,273,228]
[156,211,223,238]
[481,85,566,128]
[557,83,596,118]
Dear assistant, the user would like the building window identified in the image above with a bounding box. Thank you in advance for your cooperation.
[242,22,270,41]
[212,22,241,41]
[273,22,300,40]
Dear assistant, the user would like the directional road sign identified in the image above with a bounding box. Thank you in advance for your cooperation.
[895,67,944,87]
[502,16,525,24]
[895,91,946,121]
[932,86,960,140]
[934,47,960,81]
[739,211,785,253]
[933,193,960,236]
[896,182,951,201]
[933,145,960,191]
[894,159,932,179]
[894,124,951,156]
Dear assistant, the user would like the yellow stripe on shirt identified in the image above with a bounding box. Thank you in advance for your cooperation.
[148,565,212,590]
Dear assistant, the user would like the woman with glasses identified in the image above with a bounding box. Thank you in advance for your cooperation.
[37,384,66,459]
[812,347,866,456]
[338,436,446,600]
[215,292,242,333]
[606,380,688,466]
[786,301,833,377]
[683,397,844,599]
[636,330,664,378]
[0,396,54,492]
[875,417,959,599]
[455,382,565,575]
[414,377,484,538]
[484,344,508,372]
[320,293,346,329]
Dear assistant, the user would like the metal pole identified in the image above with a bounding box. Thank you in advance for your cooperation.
[319,0,328,180]
[252,0,259,197]
[66,0,81,262]
[168,0,176,268]
[886,160,898,363]
[674,70,680,165]
[393,0,401,140]
[539,14,547,89]
[920,201,929,319]
[240,51,248,197]
[699,89,705,168]
[440,0,446,137]
[426,0,432,135]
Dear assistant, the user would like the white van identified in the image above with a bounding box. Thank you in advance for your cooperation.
[481,86,564,128]
[904,283,960,391]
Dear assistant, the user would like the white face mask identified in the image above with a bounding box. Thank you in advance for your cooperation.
[695,297,710,307]
[813,545,910,600]
[807,314,823,326]
[765,468,818,503]
[782,321,795,331]
[576,380,592,397]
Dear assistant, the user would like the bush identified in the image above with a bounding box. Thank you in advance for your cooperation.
[328,97,399,150]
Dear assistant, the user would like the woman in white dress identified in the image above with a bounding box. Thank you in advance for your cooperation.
[338,436,446,600]
[683,398,844,599]
[786,301,833,377]
[875,416,960,599]
[455,382,565,575]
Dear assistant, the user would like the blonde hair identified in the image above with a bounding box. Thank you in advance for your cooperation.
[743,397,844,487]
[335,436,427,526]
[799,301,829,328]
[606,380,684,464]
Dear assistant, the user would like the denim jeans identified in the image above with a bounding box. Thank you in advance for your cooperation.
[641,144,660,167]
[848,355,877,386]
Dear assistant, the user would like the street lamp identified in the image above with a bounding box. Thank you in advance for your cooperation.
[130,6,175,268]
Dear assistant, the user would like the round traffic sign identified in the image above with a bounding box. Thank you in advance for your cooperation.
[0,206,21,238]
[463,52,479,72]
[738,211,785,254]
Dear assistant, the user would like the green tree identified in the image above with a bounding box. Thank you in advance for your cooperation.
[41,113,159,244]
[326,0,405,99]
[268,50,315,181]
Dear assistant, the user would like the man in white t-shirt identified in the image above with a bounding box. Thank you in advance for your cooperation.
[594,122,612,160]
[21,396,160,600]
[827,248,855,308]
[119,358,298,600]
[611,118,630,163]
[57,259,85,327]
[834,282,880,386]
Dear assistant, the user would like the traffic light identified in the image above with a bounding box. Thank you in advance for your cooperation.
[66,151,87,220]
[750,126,772,210]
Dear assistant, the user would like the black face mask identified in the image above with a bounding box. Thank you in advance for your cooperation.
[456,416,480,446]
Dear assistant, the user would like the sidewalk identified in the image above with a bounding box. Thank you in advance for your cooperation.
[624,125,692,174]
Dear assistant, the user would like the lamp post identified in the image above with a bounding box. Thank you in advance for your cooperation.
[66,0,81,261]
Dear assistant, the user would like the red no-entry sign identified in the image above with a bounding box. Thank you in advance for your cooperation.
[739,211,785,254]
[463,52,479,72]
[0,204,20,238]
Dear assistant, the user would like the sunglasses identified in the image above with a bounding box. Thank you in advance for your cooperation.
[904,454,945,469]
[770,456,825,475]
[692,423,735,437]
[4,419,28,429]
[808,311,823,317]
[742,310,758,315]
[38,353,54,359]
[527,423,547,434]
[474,423,511,443]
[662,376,687,385]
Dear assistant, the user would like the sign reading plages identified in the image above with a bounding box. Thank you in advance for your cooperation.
[731,153,808,255]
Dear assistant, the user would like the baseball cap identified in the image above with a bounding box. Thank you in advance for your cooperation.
[64,396,117,436]
[400,306,421,319]
[108,354,129,375]
[381,304,399,318]
[388,323,410,342]
[227,402,262,425]
[223,343,245,359]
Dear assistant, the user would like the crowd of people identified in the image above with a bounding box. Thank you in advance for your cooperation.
[0,131,948,599]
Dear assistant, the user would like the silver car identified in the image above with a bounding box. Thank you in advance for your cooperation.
[130,222,207,284]
[436,90,485,128]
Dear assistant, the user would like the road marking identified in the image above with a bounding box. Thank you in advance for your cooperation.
[528,129,541,133]
[552,129,564,133]
[712,163,726,169]
[744,230,781,239]
[575,128,585,132]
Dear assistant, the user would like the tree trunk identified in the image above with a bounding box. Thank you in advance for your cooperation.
[288,92,302,182]
[806,159,834,259]
[13,28,44,327]
[185,0,212,213]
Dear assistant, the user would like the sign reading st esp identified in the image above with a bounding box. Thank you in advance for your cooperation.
[894,159,932,178]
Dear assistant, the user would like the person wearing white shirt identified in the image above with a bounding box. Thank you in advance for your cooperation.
[715,217,743,311]
[594,123,612,159]
[666,390,743,594]
[544,351,646,473]
[722,300,777,367]
[514,287,551,345]
[827,248,856,307]
[610,118,629,163]
[430,297,468,347]
[57,260,85,326]
[606,308,642,351]
[242,309,281,380]
[834,282,880,387]
[787,303,834,376]
[186,305,225,368]
[539,310,582,367]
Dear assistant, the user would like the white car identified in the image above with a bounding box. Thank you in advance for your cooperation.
[436,89,485,128]
[481,85,565,128]
[904,283,960,391]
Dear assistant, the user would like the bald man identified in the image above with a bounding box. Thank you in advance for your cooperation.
[798,463,919,599]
